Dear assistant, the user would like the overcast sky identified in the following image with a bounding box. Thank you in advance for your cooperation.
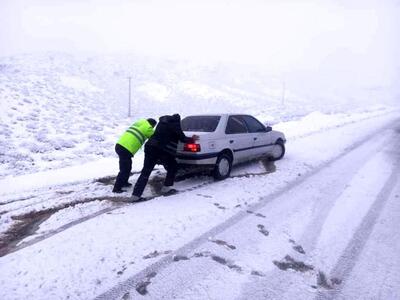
[1,0,399,92]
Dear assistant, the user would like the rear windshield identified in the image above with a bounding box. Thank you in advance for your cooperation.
[181,116,221,132]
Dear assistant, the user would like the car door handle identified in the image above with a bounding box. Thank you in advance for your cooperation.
[253,137,257,140]
[229,140,234,144]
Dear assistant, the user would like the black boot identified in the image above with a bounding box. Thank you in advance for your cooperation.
[112,187,126,193]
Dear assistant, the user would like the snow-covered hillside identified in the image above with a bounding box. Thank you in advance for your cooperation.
[0,53,396,178]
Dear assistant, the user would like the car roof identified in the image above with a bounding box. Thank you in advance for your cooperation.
[182,113,248,117]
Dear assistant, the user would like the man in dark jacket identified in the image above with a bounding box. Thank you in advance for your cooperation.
[131,114,198,201]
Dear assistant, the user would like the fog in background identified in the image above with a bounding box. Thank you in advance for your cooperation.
[1,0,399,104]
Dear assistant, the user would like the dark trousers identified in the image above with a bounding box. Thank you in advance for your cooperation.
[132,145,178,197]
[114,144,133,190]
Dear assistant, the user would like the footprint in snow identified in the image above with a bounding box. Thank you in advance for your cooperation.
[143,250,172,259]
[214,203,226,210]
[211,255,242,273]
[251,270,266,277]
[209,239,236,250]
[257,224,269,236]
[135,272,157,295]
[117,265,127,275]
[316,271,342,289]
[121,292,131,300]
[136,281,150,295]
[173,255,190,261]
[273,255,314,273]
[247,210,266,218]
[288,239,306,254]
[196,193,213,198]
[293,245,306,254]
[192,251,243,273]
[193,251,212,258]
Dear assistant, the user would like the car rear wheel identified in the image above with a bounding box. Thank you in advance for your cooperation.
[213,153,232,180]
[270,140,285,161]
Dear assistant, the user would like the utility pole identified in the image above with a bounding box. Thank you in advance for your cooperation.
[281,80,286,106]
[128,76,132,117]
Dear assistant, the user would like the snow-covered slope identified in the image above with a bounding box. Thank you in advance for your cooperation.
[0,53,397,178]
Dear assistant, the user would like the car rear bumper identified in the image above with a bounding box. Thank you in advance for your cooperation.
[176,152,218,165]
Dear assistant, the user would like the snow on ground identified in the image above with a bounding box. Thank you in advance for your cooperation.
[1,52,399,299]
[0,106,396,196]
[334,179,400,300]
[0,54,122,178]
[148,126,399,300]
[0,156,121,197]
[0,108,399,300]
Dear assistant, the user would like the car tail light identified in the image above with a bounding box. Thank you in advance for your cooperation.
[184,143,201,152]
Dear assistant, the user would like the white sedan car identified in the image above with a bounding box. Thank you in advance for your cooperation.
[176,114,286,180]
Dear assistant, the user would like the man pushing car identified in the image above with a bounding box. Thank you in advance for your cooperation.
[131,114,198,202]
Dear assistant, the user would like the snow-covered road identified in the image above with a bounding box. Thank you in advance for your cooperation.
[1,111,399,300]
[108,119,399,300]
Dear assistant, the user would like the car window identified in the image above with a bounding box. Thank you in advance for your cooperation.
[225,116,248,134]
[181,116,221,132]
[241,115,266,133]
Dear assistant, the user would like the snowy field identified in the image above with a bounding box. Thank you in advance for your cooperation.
[1,53,400,300]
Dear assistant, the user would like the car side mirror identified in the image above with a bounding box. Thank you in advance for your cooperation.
[266,126,272,132]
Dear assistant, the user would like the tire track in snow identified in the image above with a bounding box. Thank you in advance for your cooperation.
[235,129,399,300]
[3,168,280,257]
[0,170,157,207]
[315,140,400,299]
[1,179,212,256]
[31,116,397,253]
[2,117,398,257]
[93,119,400,300]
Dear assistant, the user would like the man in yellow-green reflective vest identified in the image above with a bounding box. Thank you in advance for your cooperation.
[113,118,157,193]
